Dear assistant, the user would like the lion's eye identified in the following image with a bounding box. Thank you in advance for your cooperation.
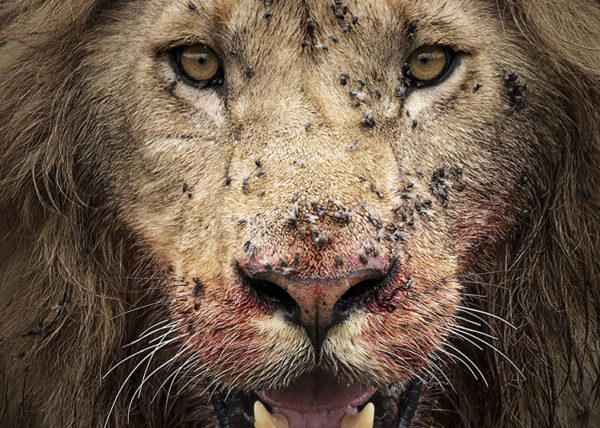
[405,46,454,86]
[175,45,223,87]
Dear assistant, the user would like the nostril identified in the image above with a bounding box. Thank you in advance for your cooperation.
[238,267,301,323]
[236,260,392,350]
[333,277,382,320]
[251,279,301,321]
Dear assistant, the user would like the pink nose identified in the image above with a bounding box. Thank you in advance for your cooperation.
[239,266,389,350]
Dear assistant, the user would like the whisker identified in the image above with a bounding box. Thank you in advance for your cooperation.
[451,328,525,379]
[393,341,456,392]
[148,326,184,344]
[437,347,480,383]
[157,352,199,412]
[457,267,524,277]
[128,335,192,420]
[104,337,172,380]
[453,324,498,341]
[137,325,179,399]
[440,342,488,386]
[456,305,517,330]
[103,337,178,428]
[111,300,166,320]
[427,353,456,393]
[124,320,173,348]
[452,315,483,328]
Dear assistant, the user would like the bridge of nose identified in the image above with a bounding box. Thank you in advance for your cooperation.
[286,277,353,328]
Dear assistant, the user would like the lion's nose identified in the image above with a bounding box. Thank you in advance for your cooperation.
[240,267,388,351]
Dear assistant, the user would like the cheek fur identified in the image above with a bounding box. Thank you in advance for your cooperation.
[449,192,514,261]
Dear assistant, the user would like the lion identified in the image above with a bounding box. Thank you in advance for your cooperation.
[0,0,598,427]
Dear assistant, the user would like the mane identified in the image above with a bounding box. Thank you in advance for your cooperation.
[444,1,600,425]
[0,2,134,425]
[0,0,598,426]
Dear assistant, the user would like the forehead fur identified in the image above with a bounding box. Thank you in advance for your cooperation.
[146,0,487,63]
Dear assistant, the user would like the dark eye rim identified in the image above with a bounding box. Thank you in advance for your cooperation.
[403,45,458,88]
[170,45,225,89]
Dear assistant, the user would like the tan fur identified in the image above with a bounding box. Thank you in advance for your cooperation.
[0,0,598,427]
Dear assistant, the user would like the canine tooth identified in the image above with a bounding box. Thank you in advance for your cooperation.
[253,401,289,428]
[341,403,375,428]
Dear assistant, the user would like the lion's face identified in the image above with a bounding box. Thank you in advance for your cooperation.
[83,0,558,425]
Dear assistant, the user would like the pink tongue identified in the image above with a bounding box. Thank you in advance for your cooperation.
[257,370,376,428]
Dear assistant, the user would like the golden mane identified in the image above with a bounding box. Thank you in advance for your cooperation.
[0,0,598,426]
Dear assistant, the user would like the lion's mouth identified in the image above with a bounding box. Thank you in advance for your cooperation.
[210,370,424,428]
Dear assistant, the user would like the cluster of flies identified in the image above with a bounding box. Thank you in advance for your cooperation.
[430,167,466,206]
[181,168,464,285]
[24,293,72,339]
[303,0,360,52]
[254,0,378,131]
[502,71,527,113]
[219,161,466,276]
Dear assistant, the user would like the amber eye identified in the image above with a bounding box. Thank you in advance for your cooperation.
[175,45,222,86]
[406,46,453,85]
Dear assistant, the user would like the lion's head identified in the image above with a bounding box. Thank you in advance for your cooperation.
[1,0,599,427]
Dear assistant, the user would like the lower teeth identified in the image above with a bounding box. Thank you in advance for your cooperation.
[253,401,289,428]
[341,403,375,428]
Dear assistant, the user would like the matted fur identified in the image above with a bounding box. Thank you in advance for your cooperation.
[0,1,598,427]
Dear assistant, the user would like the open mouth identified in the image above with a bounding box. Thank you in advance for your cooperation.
[210,370,424,428]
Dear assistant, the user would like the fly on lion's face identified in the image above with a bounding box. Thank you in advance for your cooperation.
[1,0,599,427]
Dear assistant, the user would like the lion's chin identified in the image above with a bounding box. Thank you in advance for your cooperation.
[210,369,423,428]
